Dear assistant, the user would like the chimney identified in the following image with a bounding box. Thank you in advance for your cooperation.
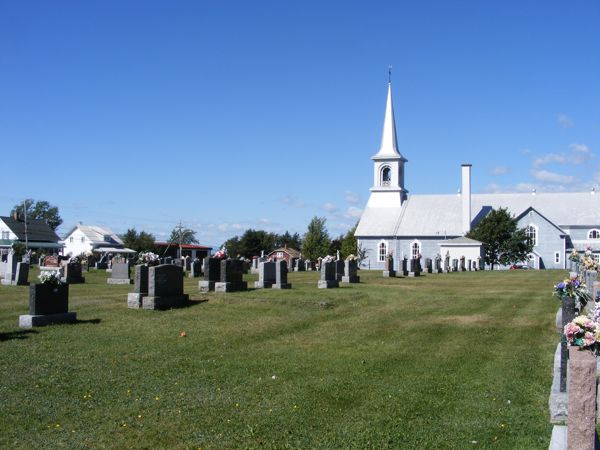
[461,164,472,235]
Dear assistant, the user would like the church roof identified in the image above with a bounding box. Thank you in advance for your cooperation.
[372,83,406,160]
[356,191,600,237]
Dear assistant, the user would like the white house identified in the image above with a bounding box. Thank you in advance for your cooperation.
[61,223,135,257]
[355,80,600,270]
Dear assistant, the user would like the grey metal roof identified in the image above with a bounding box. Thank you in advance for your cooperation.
[356,191,600,237]
[64,224,124,245]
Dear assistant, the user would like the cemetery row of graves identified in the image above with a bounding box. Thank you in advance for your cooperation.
[2,247,600,448]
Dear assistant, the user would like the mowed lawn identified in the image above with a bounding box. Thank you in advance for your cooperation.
[0,268,560,449]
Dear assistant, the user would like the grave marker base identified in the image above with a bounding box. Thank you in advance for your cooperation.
[127,293,145,309]
[408,272,421,277]
[199,281,215,292]
[549,342,568,424]
[215,282,248,292]
[107,278,132,285]
[253,281,273,288]
[19,312,76,328]
[272,283,291,289]
[341,276,360,283]
[142,294,189,310]
[382,271,396,278]
[1,279,29,286]
[318,280,339,289]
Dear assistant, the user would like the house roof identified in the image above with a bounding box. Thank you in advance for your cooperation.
[356,191,600,237]
[439,237,482,246]
[269,247,302,258]
[63,224,124,245]
[154,242,212,250]
[0,216,61,242]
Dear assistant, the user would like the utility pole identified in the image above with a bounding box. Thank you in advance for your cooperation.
[23,200,28,251]
[176,220,184,259]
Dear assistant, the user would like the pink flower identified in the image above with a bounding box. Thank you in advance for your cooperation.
[564,322,581,340]
[584,332,596,347]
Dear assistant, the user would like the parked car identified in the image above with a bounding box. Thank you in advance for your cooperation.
[510,264,531,270]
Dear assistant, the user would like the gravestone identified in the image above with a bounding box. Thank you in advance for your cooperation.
[477,257,484,270]
[467,259,472,271]
[189,259,202,278]
[127,265,149,308]
[183,258,191,272]
[334,260,344,281]
[19,283,76,327]
[425,258,432,274]
[408,258,421,277]
[294,259,305,272]
[215,259,248,292]
[401,258,409,276]
[164,256,173,265]
[107,262,132,284]
[173,259,183,268]
[43,255,59,267]
[451,259,458,272]
[1,253,20,285]
[383,256,396,278]
[459,258,466,271]
[318,261,339,288]
[443,256,450,273]
[142,264,189,310]
[63,262,85,284]
[199,257,221,292]
[289,258,297,271]
[305,259,313,271]
[434,258,443,273]
[254,261,276,289]
[272,260,291,289]
[567,347,597,450]
[341,260,360,283]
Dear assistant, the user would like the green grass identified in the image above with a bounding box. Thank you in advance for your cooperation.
[0,268,561,449]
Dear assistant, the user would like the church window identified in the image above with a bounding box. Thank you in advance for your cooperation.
[525,225,537,246]
[588,229,600,240]
[554,252,560,264]
[381,166,391,186]
[378,242,387,262]
[411,241,421,259]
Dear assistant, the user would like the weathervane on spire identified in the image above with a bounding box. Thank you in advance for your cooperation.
[388,65,392,83]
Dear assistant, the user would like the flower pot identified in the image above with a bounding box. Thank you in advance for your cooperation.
[29,283,69,315]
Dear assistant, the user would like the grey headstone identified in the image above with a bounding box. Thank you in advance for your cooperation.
[255,261,276,288]
[108,262,132,284]
[128,264,149,309]
[272,260,291,289]
[318,261,338,288]
[215,259,247,292]
[142,264,189,310]
[425,258,432,274]
[383,256,396,278]
[452,259,458,272]
[341,260,360,283]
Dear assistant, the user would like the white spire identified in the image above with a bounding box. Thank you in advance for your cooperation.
[374,82,403,158]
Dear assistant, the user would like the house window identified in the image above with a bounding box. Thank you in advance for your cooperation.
[81,236,85,243]
[381,166,391,186]
[70,237,74,243]
[1,231,9,240]
[554,252,560,264]
[594,254,600,264]
[378,242,387,262]
[276,252,284,258]
[588,229,600,239]
[411,241,421,259]
[526,225,537,246]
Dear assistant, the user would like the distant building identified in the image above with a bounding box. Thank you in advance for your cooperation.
[61,223,136,257]
[0,215,63,257]
[355,81,600,269]
[154,242,212,260]
[267,247,301,264]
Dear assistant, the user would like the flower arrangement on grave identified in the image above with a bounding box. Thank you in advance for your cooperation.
[38,271,63,286]
[137,251,160,266]
[580,248,598,271]
[322,255,334,263]
[564,315,600,352]
[569,249,581,263]
[345,254,358,261]
[69,255,81,264]
[214,249,227,259]
[553,274,592,307]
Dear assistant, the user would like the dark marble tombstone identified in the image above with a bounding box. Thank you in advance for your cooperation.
[199,257,221,292]
[272,260,291,289]
[402,258,409,276]
[452,259,458,272]
[334,260,344,281]
[254,261,276,288]
[341,260,360,283]
[127,265,149,308]
[215,259,247,292]
[318,261,339,288]
[64,262,85,284]
[20,283,76,327]
[425,258,433,274]
[460,258,466,271]
[189,259,202,278]
[408,258,421,277]
[294,259,305,272]
[15,262,30,285]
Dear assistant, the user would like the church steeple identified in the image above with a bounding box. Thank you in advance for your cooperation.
[369,73,408,207]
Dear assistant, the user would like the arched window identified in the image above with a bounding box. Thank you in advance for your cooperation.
[381,166,391,186]
[411,241,421,259]
[588,229,600,240]
[526,225,537,246]
[378,242,387,262]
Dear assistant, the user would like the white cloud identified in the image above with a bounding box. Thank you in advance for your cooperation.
[344,206,363,219]
[558,114,573,128]
[217,223,244,232]
[532,169,577,185]
[533,143,593,168]
[344,191,361,205]
[515,183,536,193]
[490,166,510,176]
[280,195,305,208]
[322,202,338,212]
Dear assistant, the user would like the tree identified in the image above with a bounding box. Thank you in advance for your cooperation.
[11,199,62,230]
[222,229,276,258]
[301,217,331,260]
[466,207,533,269]
[169,226,198,245]
[274,231,302,250]
[121,228,157,253]
[340,224,358,259]
[328,233,344,257]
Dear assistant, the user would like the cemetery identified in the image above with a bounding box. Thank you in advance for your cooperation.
[0,263,575,448]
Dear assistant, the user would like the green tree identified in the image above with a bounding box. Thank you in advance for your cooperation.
[274,231,302,250]
[11,199,63,231]
[222,229,276,258]
[121,228,157,253]
[169,226,198,245]
[340,225,358,259]
[302,217,331,260]
[467,207,533,269]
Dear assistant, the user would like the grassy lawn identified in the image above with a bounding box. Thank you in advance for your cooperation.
[0,267,561,449]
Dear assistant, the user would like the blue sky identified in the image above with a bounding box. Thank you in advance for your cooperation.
[1,1,598,249]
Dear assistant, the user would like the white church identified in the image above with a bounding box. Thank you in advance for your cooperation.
[355,81,600,270]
